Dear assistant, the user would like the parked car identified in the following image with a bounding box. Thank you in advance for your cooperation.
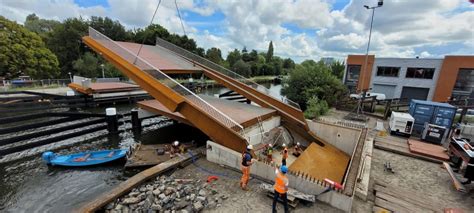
[350,92,386,101]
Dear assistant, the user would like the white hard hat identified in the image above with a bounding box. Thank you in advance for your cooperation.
[297,142,300,146]
[268,143,272,147]
[282,143,286,147]
[247,145,253,150]
[173,141,179,146]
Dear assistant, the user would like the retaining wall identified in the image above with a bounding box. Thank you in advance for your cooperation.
[307,119,362,155]
[206,141,353,212]
[243,116,281,146]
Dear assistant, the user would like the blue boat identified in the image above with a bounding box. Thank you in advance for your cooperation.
[42,149,127,167]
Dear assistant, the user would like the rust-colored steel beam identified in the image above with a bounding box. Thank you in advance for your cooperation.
[82,36,248,153]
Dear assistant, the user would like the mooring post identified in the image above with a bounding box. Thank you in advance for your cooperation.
[106,107,118,134]
[131,108,142,134]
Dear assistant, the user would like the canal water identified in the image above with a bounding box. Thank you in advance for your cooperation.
[0,83,283,212]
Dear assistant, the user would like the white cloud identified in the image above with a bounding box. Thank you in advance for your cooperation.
[0,0,472,62]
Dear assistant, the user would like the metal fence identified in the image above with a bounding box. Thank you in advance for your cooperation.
[89,27,243,132]
[154,37,302,110]
[315,117,367,129]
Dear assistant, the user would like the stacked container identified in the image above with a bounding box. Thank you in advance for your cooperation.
[408,100,457,135]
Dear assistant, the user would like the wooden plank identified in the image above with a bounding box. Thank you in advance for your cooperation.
[374,183,443,211]
[373,206,392,213]
[376,191,434,213]
[77,152,196,213]
[375,197,412,213]
[374,140,443,164]
[442,162,467,193]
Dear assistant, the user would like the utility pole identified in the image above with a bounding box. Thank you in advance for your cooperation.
[356,0,383,116]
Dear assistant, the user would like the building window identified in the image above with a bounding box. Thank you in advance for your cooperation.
[452,68,474,99]
[376,66,400,77]
[405,67,435,79]
[346,65,361,82]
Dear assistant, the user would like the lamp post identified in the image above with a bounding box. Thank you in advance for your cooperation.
[68,72,72,83]
[357,0,383,115]
[100,64,105,78]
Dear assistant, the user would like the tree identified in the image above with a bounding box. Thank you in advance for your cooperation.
[89,16,131,41]
[205,47,223,65]
[304,97,329,119]
[226,49,241,68]
[266,41,274,63]
[232,59,251,77]
[72,52,100,77]
[330,60,345,80]
[46,17,88,76]
[283,58,295,69]
[0,16,59,79]
[133,24,170,45]
[282,61,347,110]
[271,56,283,76]
[24,14,60,42]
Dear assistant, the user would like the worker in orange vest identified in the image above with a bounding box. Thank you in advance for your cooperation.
[281,143,288,166]
[240,145,255,191]
[272,165,289,213]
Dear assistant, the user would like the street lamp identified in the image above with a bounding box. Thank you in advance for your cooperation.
[100,64,105,78]
[68,72,72,83]
[357,0,383,115]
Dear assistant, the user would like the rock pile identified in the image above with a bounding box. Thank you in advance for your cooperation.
[104,175,228,213]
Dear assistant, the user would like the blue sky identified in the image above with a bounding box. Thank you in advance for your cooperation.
[3,0,473,61]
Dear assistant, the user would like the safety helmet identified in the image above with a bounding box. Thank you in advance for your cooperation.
[247,145,253,150]
[268,143,273,147]
[297,142,300,146]
[173,141,179,146]
[280,165,288,173]
[282,143,286,147]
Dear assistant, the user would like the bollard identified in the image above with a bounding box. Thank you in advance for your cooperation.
[131,109,142,134]
[106,108,118,134]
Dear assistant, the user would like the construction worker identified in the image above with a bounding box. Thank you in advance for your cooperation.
[281,143,288,166]
[272,165,289,213]
[293,142,302,157]
[240,145,254,191]
[266,143,273,164]
[169,141,181,158]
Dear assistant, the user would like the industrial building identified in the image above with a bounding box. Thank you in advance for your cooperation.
[343,55,474,102]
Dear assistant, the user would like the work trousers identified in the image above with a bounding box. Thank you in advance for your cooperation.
[272,190,289,213]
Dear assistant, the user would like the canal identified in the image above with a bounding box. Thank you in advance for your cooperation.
[0,83,284,212]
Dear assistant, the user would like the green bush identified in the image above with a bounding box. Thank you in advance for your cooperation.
[304,97,329,119]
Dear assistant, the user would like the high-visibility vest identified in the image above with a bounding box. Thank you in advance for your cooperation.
[274,172,288,194]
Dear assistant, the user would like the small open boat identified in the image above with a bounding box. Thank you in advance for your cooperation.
[42,149,127,167]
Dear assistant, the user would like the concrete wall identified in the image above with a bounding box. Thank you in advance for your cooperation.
[243,116,280,146]
[206,141,353,212]
[307,120,362,155]
[369,58,443,101]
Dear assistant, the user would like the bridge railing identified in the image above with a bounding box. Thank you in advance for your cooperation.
[155,37,302,110]
[89,27,243,132]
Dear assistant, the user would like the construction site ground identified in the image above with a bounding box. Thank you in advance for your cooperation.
[172,158,342,212]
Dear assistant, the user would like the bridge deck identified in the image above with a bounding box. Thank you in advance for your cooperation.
[138,95,277,128]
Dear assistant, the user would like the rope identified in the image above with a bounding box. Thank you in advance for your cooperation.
[174,0,187,36]
[133,0,162,65]
[187,151,240,179]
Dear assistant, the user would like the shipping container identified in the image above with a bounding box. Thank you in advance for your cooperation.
[408,99,457,135]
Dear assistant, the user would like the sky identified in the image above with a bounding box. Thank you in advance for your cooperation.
[1,0,473,62]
